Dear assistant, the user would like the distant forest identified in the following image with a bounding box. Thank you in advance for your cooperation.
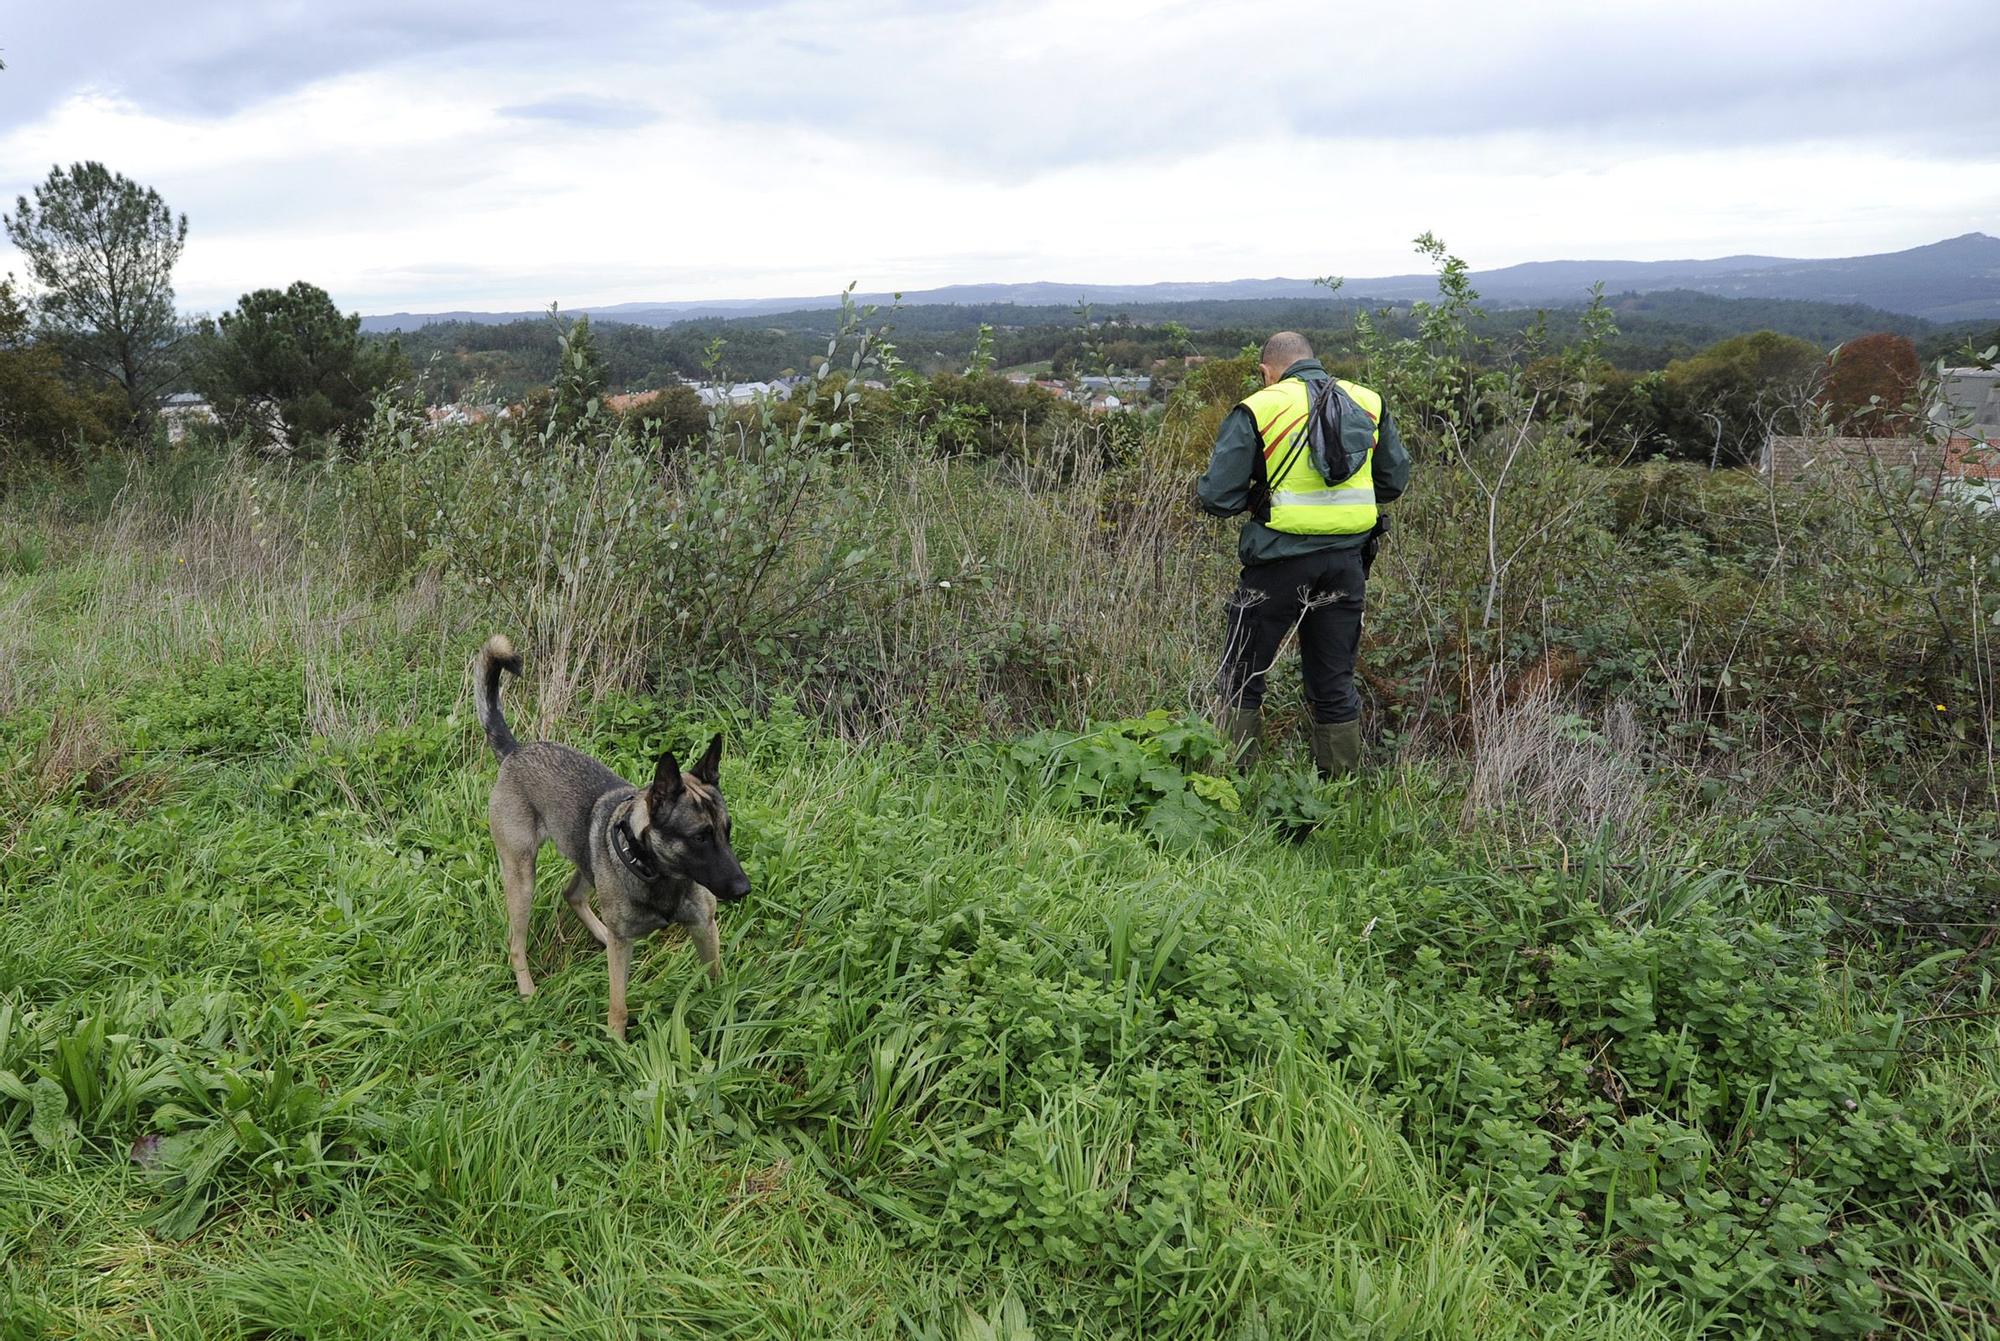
[378,289,2000,404]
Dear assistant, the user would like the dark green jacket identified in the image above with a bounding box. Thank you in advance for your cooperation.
[1197,359,1412,565]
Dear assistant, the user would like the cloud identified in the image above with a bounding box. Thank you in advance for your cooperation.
[1,0,1995,312]
[671,0,2000,170]
[0,2,614,121]
[498,96,661,130]
[16,0,1993,162]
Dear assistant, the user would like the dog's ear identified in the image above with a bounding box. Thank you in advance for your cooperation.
[692,732,724,787]
[647,750,684,813]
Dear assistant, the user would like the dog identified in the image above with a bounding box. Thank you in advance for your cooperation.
[474,634,750,1041]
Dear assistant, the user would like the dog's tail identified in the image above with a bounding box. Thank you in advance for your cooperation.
[474,634,525,759]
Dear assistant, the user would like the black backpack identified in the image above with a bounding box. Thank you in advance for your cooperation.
[1263,377,1375,500]
[1302,376,1376,486]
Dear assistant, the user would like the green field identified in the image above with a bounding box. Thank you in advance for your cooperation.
[0,668,1660,1335]
[6,281,2000,1336]
[2,421,1996,1340]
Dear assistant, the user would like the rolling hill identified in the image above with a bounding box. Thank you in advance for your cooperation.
[359,233,2000,333]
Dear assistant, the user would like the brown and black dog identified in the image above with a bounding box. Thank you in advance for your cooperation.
[474,634,749,1040]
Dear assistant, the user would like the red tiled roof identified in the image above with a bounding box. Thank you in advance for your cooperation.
[1945,436,2000,480]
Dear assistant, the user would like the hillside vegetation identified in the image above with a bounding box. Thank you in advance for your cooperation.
[378,287,1977,406]
[3,267,1998,1339]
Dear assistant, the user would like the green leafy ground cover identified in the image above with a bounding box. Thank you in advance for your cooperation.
[2,598,1994,1338]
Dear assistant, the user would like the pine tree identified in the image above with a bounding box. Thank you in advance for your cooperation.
[4,162,188,431]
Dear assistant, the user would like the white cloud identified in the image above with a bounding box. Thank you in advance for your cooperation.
[2,0,1994,313]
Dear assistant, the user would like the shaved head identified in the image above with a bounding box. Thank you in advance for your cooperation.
[1260,331,1314,370]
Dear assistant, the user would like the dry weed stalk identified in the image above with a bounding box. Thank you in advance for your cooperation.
[24,706,166,813]
[1462,669,1645,845]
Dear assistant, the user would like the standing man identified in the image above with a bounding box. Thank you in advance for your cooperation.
[1197,332,1411,776]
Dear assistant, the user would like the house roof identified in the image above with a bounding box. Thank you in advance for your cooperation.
[1763,433,1999,481]
[1939,368,2000,433]
[1945,436,2000,480]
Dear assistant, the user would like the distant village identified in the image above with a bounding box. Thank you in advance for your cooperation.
[399,368,1169,432]
[630,368,1163,416]
[158,362,1179,445]
[157,362,1999,515]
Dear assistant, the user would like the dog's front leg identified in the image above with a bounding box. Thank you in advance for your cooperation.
[561,870,612,947]
[606,938,632,1042]
[685,886,721,983]
[692,915,721,983]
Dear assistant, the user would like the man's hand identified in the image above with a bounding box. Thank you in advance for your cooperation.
[1245,475,1270,522]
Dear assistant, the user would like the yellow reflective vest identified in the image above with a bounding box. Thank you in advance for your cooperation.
[1240,376,1381,535]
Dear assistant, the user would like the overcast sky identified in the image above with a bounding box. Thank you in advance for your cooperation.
[2,0,1995,315]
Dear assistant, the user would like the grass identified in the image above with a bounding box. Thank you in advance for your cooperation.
[0,689,1655,1337]
[2,452,1996,1339]
[0,530,1620,1336]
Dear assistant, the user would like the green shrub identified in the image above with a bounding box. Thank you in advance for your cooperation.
[1004,712,1240,848]
[121,661,305,760]
[618,382,708,454]
[0,991,388,1241]
[1341,886,1974,1337]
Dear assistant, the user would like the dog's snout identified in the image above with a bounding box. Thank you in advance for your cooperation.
[721,875,751,902]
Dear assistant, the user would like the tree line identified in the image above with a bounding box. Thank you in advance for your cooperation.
[380,291,1977,401]
[2,162,408,460]
[2,160,1988,468]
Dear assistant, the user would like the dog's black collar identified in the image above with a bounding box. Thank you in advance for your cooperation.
[611,819,661,881]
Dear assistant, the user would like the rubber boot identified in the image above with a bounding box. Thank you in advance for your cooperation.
[1219,707,1262,770]
[1310,719,1361,779]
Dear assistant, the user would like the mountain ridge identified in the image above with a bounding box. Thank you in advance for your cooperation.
[358,232,2000,332]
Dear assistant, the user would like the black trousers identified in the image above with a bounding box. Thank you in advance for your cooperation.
[1216,547,1366,725]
